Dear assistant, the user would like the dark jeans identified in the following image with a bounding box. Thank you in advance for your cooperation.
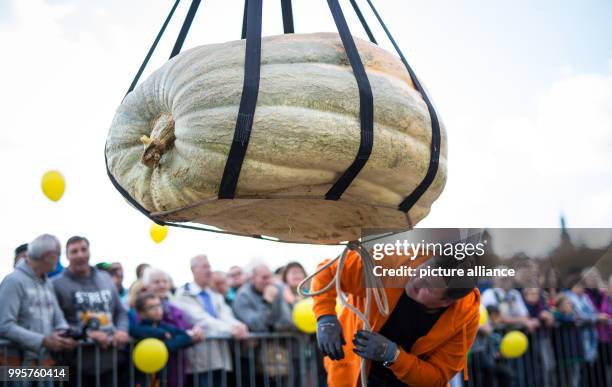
[189,370,229,387]
[471,351,514,387]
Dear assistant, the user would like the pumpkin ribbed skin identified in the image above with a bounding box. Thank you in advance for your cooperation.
[105,32,447,244]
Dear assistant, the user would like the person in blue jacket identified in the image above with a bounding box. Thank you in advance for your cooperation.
[129,292,195,386]
[130,292,194,349]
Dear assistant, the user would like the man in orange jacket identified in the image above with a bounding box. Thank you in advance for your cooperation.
[312,250,480,387]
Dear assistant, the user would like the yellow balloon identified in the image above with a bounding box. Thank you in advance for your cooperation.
[293,298,317,334]
[41,170,65,202]
[150,223,168,243]
[500,331,528,359]
[133,338,168,374]
[479,304,488,326]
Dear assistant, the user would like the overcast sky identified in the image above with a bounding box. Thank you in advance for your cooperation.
[1,0,611,286]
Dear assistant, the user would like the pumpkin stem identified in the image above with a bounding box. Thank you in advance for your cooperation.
[140,113,175,168]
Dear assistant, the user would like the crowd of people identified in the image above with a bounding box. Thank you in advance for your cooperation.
[1,234,312,387]
[473,262,612,387]
[2,233,612,387]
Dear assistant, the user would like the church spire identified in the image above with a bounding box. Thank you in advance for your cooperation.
[560,213,570,243]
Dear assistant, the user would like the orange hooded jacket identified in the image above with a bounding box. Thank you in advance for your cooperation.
[311,250,480,387]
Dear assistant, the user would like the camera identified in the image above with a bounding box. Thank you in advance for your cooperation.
[61,317,102,340]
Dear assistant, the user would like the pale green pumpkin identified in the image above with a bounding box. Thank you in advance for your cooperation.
[105,32,447,244]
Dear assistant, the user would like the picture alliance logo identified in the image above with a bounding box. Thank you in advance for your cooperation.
[371,240,487,261]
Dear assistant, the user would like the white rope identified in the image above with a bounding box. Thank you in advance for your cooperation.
[298,241,389,387]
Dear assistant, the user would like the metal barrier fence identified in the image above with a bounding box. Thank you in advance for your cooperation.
[2,327,611,387]
[466,323,612,387]
[0,333,325,387]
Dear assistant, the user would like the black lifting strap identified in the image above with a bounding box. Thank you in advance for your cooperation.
[111,0,184,223]
[111,0,204,223]
[241,0,248,39]
[104,152,158,222]
[349,0,377,44]
[243,0,292,39]
[125,0,181,96]
[365,0,441,213]
[170,0,202,59]
[325,0,374,201]
[218,0,263,199]
[281,0,294,33]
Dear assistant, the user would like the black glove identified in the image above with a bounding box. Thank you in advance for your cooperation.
[316,314,346,360]
[352,330,398,363]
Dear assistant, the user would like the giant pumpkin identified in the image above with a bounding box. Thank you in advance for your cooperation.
[105,32,447,244]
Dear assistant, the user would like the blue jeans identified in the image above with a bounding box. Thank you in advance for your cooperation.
[191,370,226,387]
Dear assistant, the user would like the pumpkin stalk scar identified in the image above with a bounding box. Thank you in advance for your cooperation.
[141,113,175,168]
